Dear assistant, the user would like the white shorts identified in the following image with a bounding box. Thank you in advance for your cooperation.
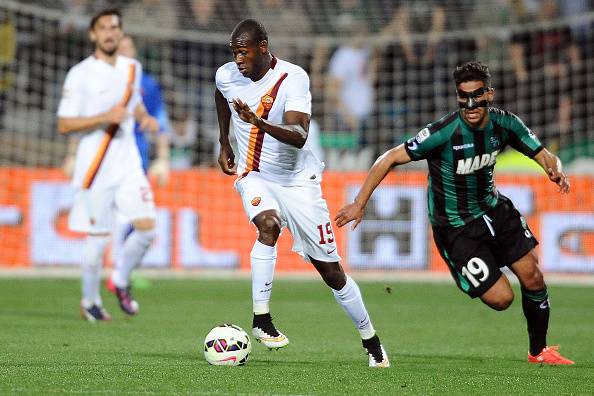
[69,170,156,234]
[235,172,341,262]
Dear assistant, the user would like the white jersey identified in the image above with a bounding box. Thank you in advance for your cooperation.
[215,57,323,185]
[57,55,143,189]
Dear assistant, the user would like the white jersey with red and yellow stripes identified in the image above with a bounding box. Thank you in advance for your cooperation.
[215,57,323,185]
[57,55,143,189]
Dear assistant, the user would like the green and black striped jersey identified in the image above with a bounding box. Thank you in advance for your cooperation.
[404,108,543,228]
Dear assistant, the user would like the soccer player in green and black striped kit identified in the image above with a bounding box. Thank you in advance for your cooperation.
[335,62,574,365]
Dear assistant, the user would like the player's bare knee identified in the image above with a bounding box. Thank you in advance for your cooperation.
[486,292,514,311]
[133,218,155,231]
[323,269,346,290]
[255,215,281,245]
[522,266,545,291]
[312,260,345,290]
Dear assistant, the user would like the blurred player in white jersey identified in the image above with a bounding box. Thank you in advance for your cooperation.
[215,19,389,367]
[57,9,158,321]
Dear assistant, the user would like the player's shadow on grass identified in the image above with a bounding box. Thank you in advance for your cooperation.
[398,352,587,367]
[398,352,490,363]
[243,357,353,367]
[133,351,202,362]
[0,309,77,321]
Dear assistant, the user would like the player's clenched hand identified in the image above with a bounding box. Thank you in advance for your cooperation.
[104,103,129,124]
[139,115,159,134]
[149,157,170,187]
[334,201,365,230]
[547,167,570,194]
[232,98,260,126]
[218,144,237,175]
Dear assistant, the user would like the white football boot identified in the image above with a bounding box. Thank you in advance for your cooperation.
[363,335,390,368]
[252,313,289,350]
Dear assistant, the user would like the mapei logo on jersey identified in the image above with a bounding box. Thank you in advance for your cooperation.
[261,94,274,111]
[415,128,430,143]
[456,150,499,174]
[251,197,261,206]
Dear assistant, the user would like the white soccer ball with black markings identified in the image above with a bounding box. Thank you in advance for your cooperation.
[203,324,252,366]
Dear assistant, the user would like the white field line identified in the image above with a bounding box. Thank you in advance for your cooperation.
[0,267,593,285]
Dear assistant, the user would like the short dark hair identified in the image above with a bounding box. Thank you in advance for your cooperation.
[453,62,491,87]
[230,19,268,45]
[89,8,122,30]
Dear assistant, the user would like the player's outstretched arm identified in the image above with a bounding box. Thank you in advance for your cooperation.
[134,103,159,134]
[215,88,236,175]
[334,144,412,230]
[533,148,570,194]
[149,133,170,187]
[57,103,128,134]
[232,98,308,148]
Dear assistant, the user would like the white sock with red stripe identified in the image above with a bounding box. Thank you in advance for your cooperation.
[251,240,277,314]
[112,229,155,288]
[81,235,109,308]
[332,275,376,340]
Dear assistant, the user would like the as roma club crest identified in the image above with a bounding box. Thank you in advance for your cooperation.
[261,94,274,111]
[251,197,262,206]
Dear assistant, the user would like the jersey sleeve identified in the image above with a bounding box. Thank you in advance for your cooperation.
[214,65,229,97]
[404,126,447,161]
[284,70,311,115]
[57,68,84,117]
[501,113,543,158]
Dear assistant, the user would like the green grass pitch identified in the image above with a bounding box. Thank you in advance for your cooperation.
[1,277,592,395]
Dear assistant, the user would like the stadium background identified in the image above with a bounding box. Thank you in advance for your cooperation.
[0,0,593,275]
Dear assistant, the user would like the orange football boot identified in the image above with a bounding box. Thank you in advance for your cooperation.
[528,345,574,365]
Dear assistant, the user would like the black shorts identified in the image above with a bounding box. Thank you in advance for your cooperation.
[432,197,538,298]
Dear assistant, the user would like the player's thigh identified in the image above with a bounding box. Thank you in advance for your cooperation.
[433,225,502,299]
[235,172,281,223]
[68,187,115,233]
[114,173,156,225]
[278,183,341,263]
[491,199,538,266]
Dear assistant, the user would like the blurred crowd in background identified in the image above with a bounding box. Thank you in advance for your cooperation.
[1,0,593,172]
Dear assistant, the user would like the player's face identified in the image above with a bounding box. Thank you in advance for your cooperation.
[457,80,494,129]
[90,15,122,57]
[230,34,268,81]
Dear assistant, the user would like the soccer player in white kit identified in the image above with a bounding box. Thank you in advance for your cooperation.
[57,9,158,321]
[215,19,389,367]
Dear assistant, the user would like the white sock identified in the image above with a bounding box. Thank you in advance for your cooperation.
[251,240,277,314]
[112,229,155,288]
[332,275,376,339]
[112,221,133,262]
[81,235,109,308]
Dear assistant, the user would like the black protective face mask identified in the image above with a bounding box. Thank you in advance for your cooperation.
[457,87,490,110]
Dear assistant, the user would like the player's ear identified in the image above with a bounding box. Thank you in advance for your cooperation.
[89,29,96,43]
[259,40,268,54]
[487,87,495,102]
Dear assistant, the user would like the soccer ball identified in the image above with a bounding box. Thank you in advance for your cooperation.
[203,324,252,366]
